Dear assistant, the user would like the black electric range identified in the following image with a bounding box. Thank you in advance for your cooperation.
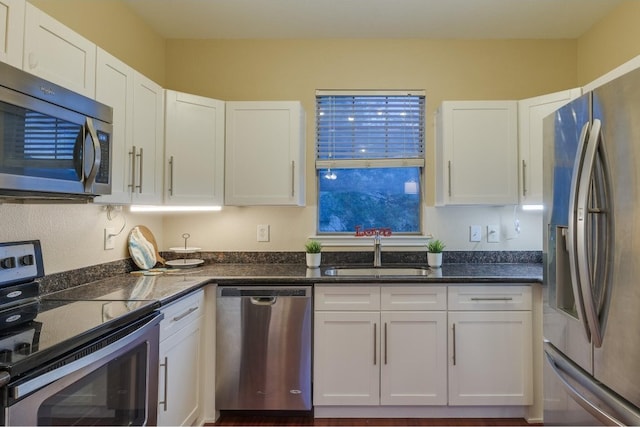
[0,241,159,383]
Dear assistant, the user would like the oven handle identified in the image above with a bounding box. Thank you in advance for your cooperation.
[12,313,161,399]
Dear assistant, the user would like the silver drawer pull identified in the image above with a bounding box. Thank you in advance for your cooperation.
[470,297,514,301]
[172,306,198,322]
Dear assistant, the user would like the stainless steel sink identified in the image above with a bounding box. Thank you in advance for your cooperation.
[323,266,431,277]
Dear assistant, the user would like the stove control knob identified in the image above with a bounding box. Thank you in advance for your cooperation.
[0,257,16,269]
[14,342,31,356]
[0,349,11,363]
[19,255,34,266]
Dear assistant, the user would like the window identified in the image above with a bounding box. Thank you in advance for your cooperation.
[316,90,425,234]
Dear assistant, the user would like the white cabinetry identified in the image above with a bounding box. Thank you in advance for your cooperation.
[225,101,305,206]
[448,285,533,406]
[23,2,96,97]
[435,101,518,205]
[0,0,24,68]
[94,50,163,205]
[164,90,225,205]
[313,285,447,407]
[131,72,164,204]
[94,48,134,205]
[158,290,204,426]
[518,89,581,205]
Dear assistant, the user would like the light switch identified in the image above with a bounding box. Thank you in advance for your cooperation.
[470,225,481,242]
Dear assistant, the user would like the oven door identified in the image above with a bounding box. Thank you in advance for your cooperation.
[5,313,160,426]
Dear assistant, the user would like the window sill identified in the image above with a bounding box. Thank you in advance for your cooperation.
[309,234,433,248]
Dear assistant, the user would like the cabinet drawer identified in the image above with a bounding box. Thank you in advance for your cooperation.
[315,286,380,311]
[160,289,204,342]
[448,285,531,311]
[381,286,446,311]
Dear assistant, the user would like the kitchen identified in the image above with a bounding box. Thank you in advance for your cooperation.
[0,0,639,425]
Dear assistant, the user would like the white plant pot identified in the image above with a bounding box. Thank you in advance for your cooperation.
[306,252,321,268]
[427,252,442,268]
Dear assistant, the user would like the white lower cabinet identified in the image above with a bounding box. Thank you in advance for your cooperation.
[158,290,204,426]
[313,285,448,407]
[447,285,533,406]
[314,283,534,415]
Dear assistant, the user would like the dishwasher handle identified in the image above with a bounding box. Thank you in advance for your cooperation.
[219,287,311,298]
[250,297,277,306]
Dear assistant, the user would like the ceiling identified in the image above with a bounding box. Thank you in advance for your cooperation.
[122,0,624,40]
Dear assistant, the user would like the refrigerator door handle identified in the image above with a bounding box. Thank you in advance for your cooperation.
[575,118,609,348]
[567,121,592,341]
[543,342,640,426]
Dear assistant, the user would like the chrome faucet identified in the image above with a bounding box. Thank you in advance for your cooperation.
[373,230,382,267]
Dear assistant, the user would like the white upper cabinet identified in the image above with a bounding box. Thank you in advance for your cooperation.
[94,50,164,205]
[0,0,24,68]
[517,88,581,205]
[435,101,518,206]
[23,2,96,98]
[94,48,134,205]
[164,90,225,206]
[131,73,164,204]
[225,101,306,206]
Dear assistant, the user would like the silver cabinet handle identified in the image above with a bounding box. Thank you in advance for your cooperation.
[136,148,144,193]
[373,323,377,365]
[159,356,168,411]
[452,323,456,366]
[168,156,174,196]
[447,160,452,197]
[470,297,514,301]
[128,145,137,191]
[291,161,295,198]
[384,322,388,365]
[522,159,527,197]
[172,306,198,322]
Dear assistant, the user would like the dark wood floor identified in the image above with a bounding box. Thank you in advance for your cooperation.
[210,413,536,426]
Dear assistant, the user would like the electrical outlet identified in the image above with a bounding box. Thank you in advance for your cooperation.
[470,225,482,242]
[487,224,500,243]
[104,227,115,250]
[257,224,270,242]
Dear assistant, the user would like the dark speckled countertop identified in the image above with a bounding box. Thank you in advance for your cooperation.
[42,262,542,306]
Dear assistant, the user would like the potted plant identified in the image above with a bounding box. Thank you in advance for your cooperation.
[305,239,322,268]
[427,239,445,268]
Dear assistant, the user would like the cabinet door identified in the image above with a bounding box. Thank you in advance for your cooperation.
[313,311,380,406]
[436,101,518,205]
[131,73,164,204]
[94,48,134,205]
[518,88,581,205]
[380,311,447,406]
[225,101,305,206]
[23,3,96,97]
[158,319,202,426]
[448,310,533,406]
[165,90,225,205]
[0,0,24,68]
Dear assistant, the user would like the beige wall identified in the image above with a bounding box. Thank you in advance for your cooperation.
[6,0,639,272]
[577,0,640,85]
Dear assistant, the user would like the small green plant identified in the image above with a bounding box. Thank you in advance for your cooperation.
[304,239,322,254]
[427,239,446,253]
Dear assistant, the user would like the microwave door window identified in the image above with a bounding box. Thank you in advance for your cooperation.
[0,100,82,182]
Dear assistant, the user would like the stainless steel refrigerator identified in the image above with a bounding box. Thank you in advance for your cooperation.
[543,68,640,425]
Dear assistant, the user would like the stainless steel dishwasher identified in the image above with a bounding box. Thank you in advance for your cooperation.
[215,286,312,411]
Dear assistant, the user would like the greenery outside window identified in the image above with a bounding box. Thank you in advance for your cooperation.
[316,90,425,234]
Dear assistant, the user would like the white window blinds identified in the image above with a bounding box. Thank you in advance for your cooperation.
[316,90,425,168]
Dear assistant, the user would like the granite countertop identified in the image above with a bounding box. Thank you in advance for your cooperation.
[42,262,543,306]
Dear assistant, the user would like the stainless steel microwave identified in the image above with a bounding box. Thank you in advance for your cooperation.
[0,61,113,201]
